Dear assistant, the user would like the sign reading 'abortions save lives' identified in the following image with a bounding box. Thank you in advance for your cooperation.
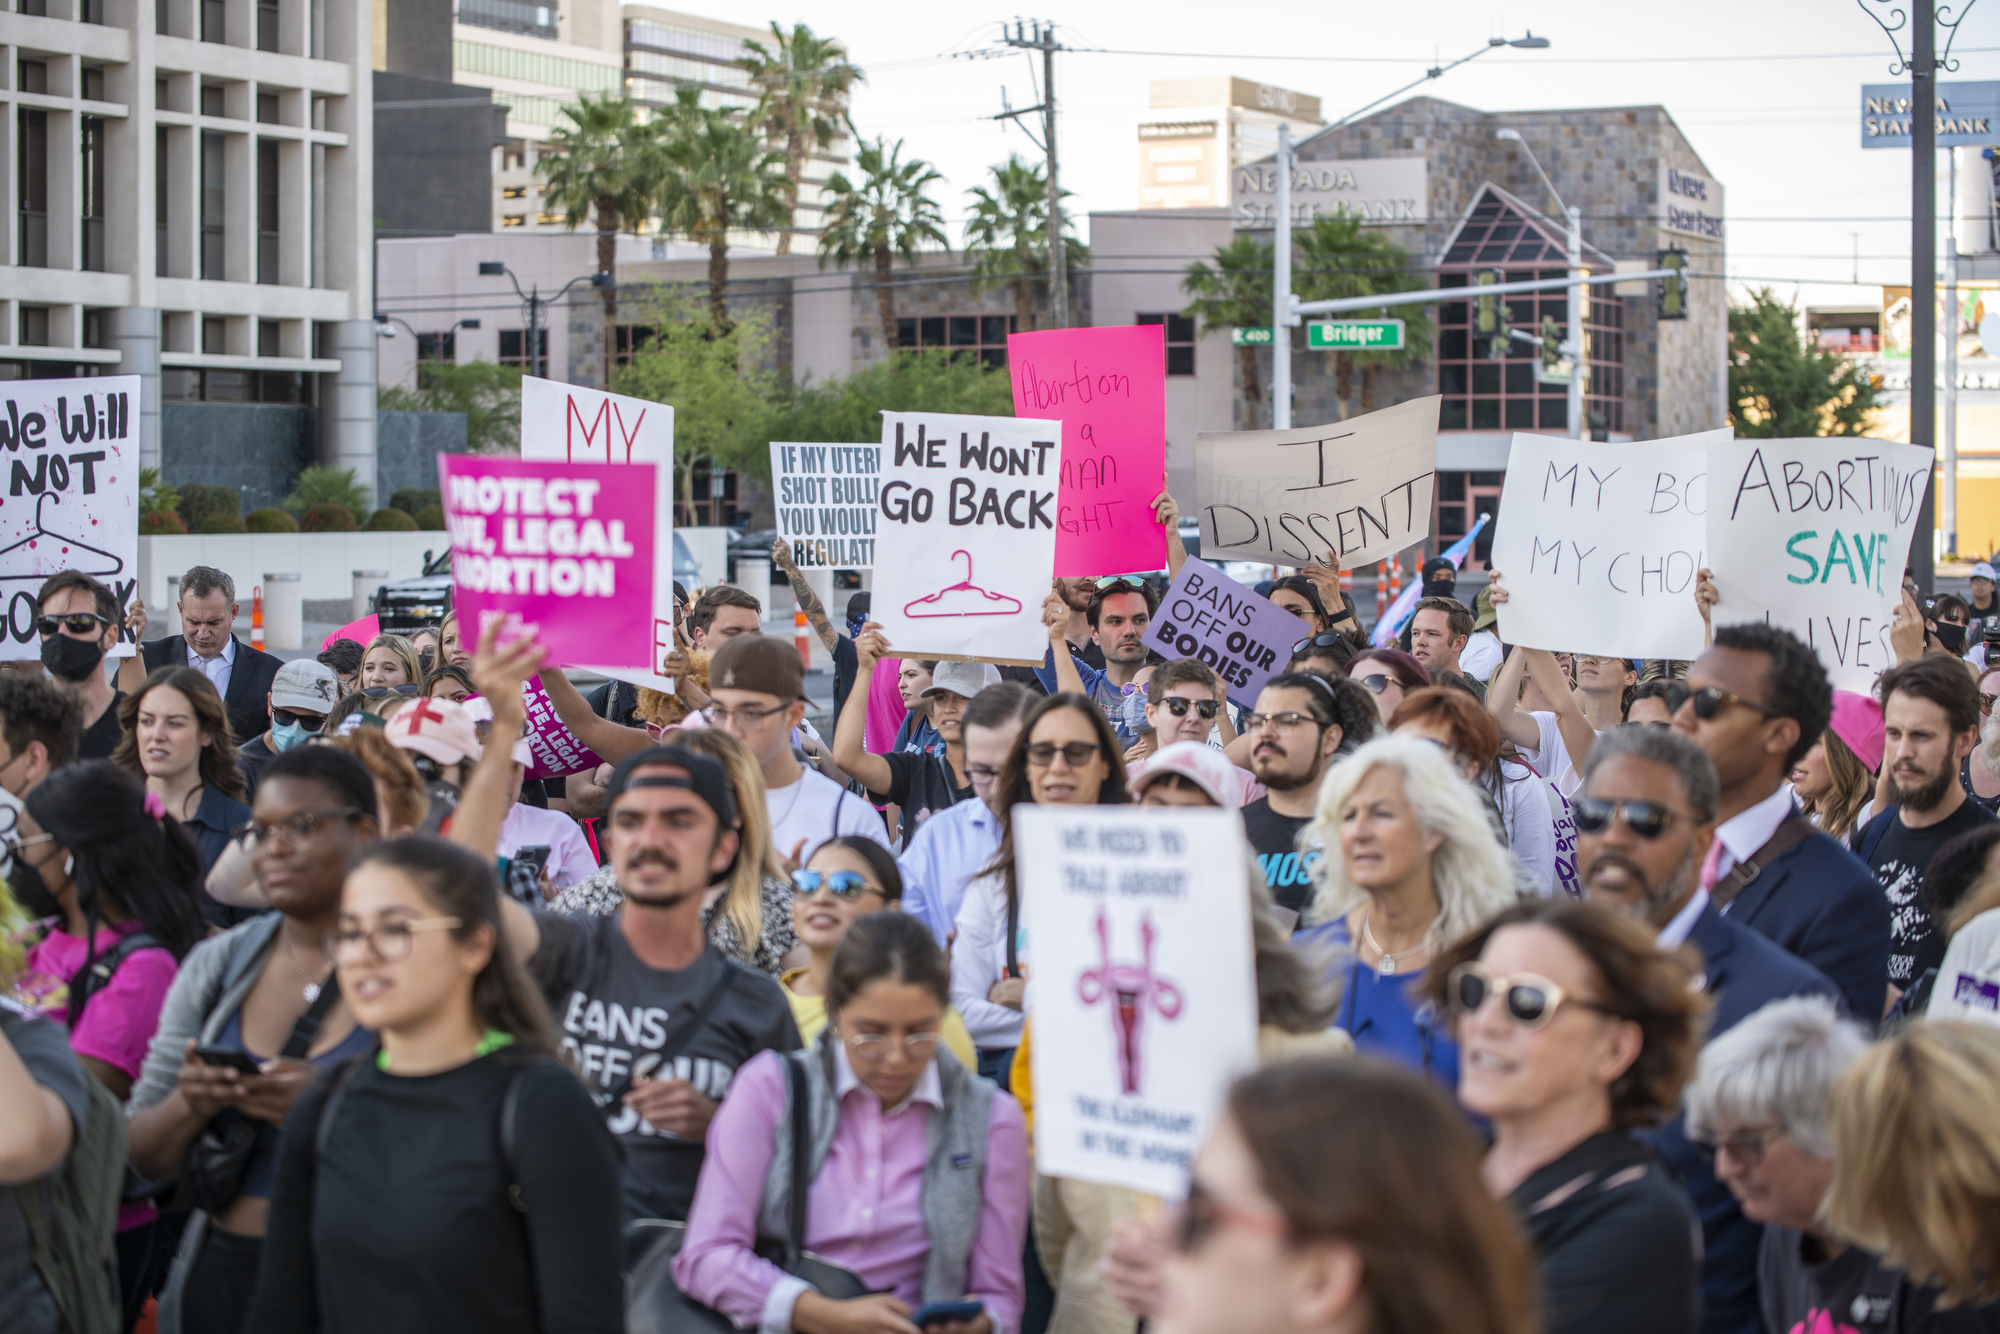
[1194,396,1441,568]
[1009,324,1167,577]
[768,441,878,569]
[871,410,1063,665]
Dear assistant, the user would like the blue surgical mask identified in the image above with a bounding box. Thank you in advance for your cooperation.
[1123,689,1153,735]
[271,719,312,752]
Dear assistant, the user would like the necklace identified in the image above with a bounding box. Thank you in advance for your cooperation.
[280,931,329,1004]
[1360,907,1436,976]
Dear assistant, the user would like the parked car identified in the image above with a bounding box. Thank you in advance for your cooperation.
[371,532,702,633]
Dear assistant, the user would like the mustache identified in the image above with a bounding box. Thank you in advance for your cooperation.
[1585,852,1649,887]
[625,849,681,874]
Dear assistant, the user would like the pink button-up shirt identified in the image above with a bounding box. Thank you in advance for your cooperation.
[673,1046,1029,1334]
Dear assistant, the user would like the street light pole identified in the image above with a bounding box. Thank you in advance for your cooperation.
[1273,122,1294,431]
[1496,128,1585,439]
[478,262,613,383]
[1912,0,1938,588]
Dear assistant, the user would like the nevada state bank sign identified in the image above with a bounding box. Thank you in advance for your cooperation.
[1233,157,1427,228]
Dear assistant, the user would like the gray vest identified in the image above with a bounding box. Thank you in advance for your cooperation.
[756,1042,993,1305]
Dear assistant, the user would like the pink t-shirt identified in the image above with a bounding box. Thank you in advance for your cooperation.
[864,656,908,755]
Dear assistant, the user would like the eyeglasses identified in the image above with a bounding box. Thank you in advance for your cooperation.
[1665,682,1781,722]
[701,703,788,727]
[1160,697,1220,720]
[1356,673,1395,695]
[270,708,326,732]
[1026,740,1102,767]
[1690,1125,1789,1168]
[232,807,360,853]
[1241,711,1317,732]
[791,869,885,901]
[846,1031,942,1061]
[360,684,422,698]
[1292,632,1351,656]
[1982,692,2000,717]
[966,763,1001,785]
[1571,797,1687,840]
[1094,575,1147,591]
[1447,962,1621,1031]
[324,915,463,963]
[1173,1178,1289,1254]
[36,613,111,637]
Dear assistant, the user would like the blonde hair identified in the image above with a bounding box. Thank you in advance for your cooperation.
[671,727,784,963]
[1802,728,1874,844]
[329,730,430,836]
[1306,735,1519,943]
[362,633,424,688]
[1825,1021,2000,1306]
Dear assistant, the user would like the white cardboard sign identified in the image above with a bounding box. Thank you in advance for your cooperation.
[870,411,1062,665]
[0,376,140,660]
[1019,804,1259,1198]
[1488,430,1725,660]
[1707,437,1933,691]
[769,441,878,570]
[1194,396,1440,569]
[520,377,676,689]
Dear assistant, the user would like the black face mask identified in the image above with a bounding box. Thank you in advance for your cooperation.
[1936,621,1968,653]
[9,853,62,921]
[40,633,105,683]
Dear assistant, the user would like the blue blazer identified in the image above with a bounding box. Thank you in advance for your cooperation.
[1721,826,1890,1023]
[1645,902,1843,1334]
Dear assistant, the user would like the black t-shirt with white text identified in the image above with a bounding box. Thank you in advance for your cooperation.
[1242,798,1319,915]
[870,750,972,842]
[1857,797,1999,986]
[528,913,800,1222]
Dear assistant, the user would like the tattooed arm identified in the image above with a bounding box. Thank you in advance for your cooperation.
[773,538,841,654]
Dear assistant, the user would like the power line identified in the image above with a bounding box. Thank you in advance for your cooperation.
[1052,44,2000,65]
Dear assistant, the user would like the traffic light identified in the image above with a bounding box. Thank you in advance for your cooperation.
[1474,268,1506,334]
[1657,248,1688,320]
[1538,316,1565,373]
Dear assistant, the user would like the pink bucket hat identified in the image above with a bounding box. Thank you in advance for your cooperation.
[1827,691,1884,774]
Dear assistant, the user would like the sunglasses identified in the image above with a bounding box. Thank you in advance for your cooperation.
[1982,692,2000,717]
[271,708,327,732]
[1665,682,1781,721]
[791,869,884,901]
[361,684,423,698]
[1356,673,1395,695]
[1689,1125,1789,1168]
[1571,797,1686,839]
[36,613,112,637]
[1448,962,1620,1031]
[1292,631,1352,656]
[1160,697,1220,719]
[1094,575,1147,591]
[1026,740,1102,767]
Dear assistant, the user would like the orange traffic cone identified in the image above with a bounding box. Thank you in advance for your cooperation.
[251,586,264,650]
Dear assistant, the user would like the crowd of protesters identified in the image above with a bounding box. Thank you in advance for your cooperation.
[2,518,2000,1334]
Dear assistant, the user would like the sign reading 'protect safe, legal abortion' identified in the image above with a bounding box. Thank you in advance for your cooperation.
[440,454,657,671]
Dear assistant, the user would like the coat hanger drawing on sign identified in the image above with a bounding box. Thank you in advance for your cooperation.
[903,550,1022,619]
[0,492,124,582]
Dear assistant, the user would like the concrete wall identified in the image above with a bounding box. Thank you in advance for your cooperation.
[375,410,467,506]
[161,403,319,513]
[373,71,500,240]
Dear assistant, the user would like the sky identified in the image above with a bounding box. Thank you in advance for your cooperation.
[759,0,2000,306]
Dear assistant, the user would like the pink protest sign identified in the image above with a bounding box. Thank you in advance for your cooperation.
[439,454,656,670]
[1008,324,1167,577]
[520,676,605,781]
[322,614,378,651]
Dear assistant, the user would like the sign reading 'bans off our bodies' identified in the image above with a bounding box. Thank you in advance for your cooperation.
[871,411,1063,665]
[1194,396,1440,568]
[1709,438,1933,691]
[1144,557,1304,706]
[440,454,657,671]
[1009,324,1167,577]
[769,442,878,569]
[1020,805,1259,1197]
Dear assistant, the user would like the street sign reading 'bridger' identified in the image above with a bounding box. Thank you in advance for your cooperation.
[1307,320,1405,351]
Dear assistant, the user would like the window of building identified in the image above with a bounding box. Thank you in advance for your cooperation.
[81,0,106,23]
[200,131,225,280]
[416,331,456,366]
[83,310,106,349]
[157,76,170,108]
[200,83,223,117]
[498,329,547,371]
[15,60,46,94]
[165,369,312,404]
[155,126,169,277]
[501,185,527,199]
[81,117,106,273]
[626,19,746,62]
[202,317,226,354]
[535,210,559,226]
[82,67,106,102]
[257,138,279,284]
[896,314,1015,369]
[501,139,529,171]
[680,464,739,527]
[15,1,47,19]
[459,0,559,41]
[454,41,621,94]
[17,109,48,269]
[201,0,224,44]
[1137,312,1197,376]
[156,0,168,34]
[611,325,658,367]
[257,0,278,52]
[257,93,280,124]
[19,307,49,348]
[624,49,752,89]
[501,214,526,228]
[257,319,280,358]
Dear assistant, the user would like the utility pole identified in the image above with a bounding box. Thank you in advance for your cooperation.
[1273,123,1294,430]
[1002,20,1068,329]
[1912,0,1938,589]
[1567,202,1585,441]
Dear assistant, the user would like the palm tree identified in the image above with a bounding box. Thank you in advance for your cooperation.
[1182,235,1275,429]
[537,94,658,326]
[654,89,790,330]
[1293,211,1436,415]
[964,156,1087,332]
[817,138,948,354]
[739,23,863,256]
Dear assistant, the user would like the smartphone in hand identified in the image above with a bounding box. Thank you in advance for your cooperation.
[192,1047,263,1076]
[911,1301,984,1328]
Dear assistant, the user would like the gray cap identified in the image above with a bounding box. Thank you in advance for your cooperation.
[921,660,1000,701]
[270,658,340,713]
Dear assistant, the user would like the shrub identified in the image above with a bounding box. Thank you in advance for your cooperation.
[191,511,247,534]
[300,503,358,533]
[282,465,371,521]
[364,507,418,532]
[246,507,300,533]
[139,510,186,535]
[390,488,440,517]
[176,483,241,529]
[415,504,446,530]
[138,466,180,520]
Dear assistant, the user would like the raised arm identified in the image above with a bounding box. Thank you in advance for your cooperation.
[450,617,546,864]
[1483,574,1543,751]
[1153,490,1187,580]
[1523,648,1598,778]
[1039,591,1090,698]
[1694,567,1718,650]
[115,596,150,696]
[539,666,651,762]
[773,538,842,655]
[831,622,897,796]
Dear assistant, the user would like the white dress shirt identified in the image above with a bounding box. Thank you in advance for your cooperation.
[1710,784,1796,913]
[1656,886,1711,950]
[186,634,235,699]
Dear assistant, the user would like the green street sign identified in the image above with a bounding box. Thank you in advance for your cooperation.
[1231,326,1275,345]
[1307,319,1406,351]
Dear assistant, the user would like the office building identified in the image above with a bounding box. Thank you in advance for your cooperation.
[1137,78,1323,213]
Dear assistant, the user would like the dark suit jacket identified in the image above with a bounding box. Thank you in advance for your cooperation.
[1644,902,1843,1334]
[1723,825,1891,1023]
[141,634,284,746]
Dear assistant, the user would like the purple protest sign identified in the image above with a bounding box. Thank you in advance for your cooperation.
[519,675,604,781]
[1143,557,1302,706]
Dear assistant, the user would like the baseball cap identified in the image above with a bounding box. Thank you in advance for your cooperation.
[710,632,805,702]
[271,659,339,713]
[1422,556,1457,582]
[1828,690,1885,774]
[384,696,483,766]
[1132,742,1240,807]
[846,592,872,622]
[1472,585,1497,632]
[1974,563,1997,583]
[460,696,534,767]
[603,745,739,830]
[921,660,999,701]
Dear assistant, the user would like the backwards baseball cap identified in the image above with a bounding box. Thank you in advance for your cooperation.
[709,632,806,703]
[384,696,483,766]
[603,745,739,831]
[1132,741,1241,807]
[1828,690,1886,774]
[1472,584,1497,632]
[271,659,340,713]
[921,660,999,701]
[1974,562,1997,583]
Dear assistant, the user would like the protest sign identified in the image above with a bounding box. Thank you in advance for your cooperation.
[322,614,378,652]
[871,410,1063,665]
[0,375,140,659]
[1706,437,1933,690]
[1487,430,1727,659]
[520,377,678,688]
[1194,396,1440,568]
[1009,324,1167,577]
[769,441,877,569]
[439,453,656,671]
[520,675,605,781]
[1019,804,1259,1197]
[1144,556,1303,705]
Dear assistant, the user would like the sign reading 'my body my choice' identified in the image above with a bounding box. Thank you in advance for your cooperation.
[871,411,1062,665]
[440,454,656,671]
[1009,324,1167,577]
[769,441,879,569]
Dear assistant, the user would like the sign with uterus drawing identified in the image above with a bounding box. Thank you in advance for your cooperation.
[0,376,140,661]
[870,411,1063,666]
[1018,804,1259,1197]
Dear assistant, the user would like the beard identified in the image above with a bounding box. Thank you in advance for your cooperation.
[617,849,701,908]
[1592,847,1698,928]
[1887,760,1957,814]
[1252,743,1318,792]
[1056,579,1093,613]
